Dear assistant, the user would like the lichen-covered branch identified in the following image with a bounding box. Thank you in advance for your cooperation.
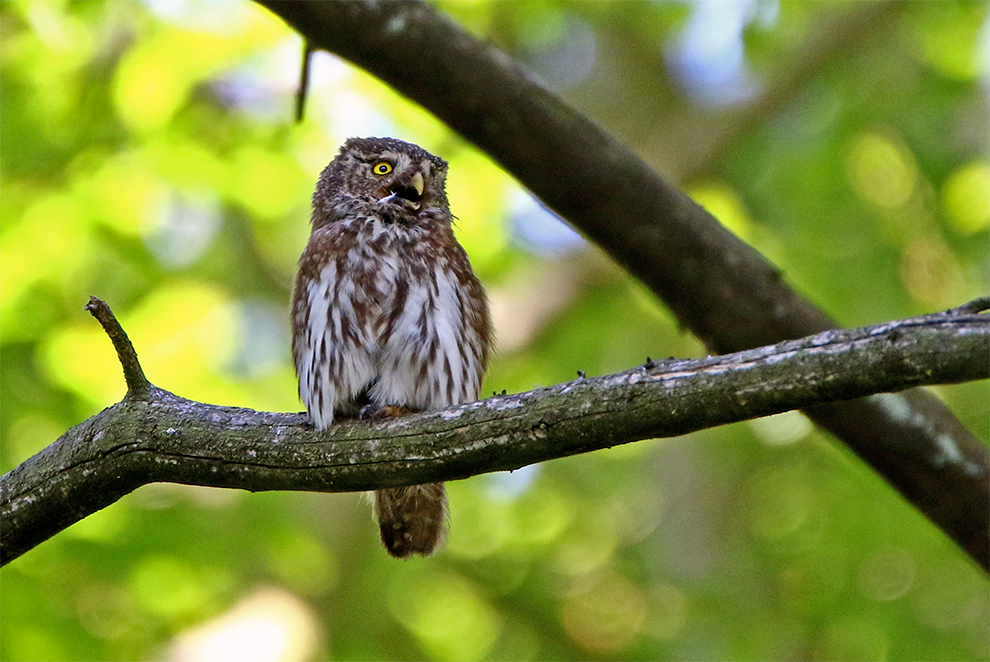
[252,0,989,571]
[2,303,986,567]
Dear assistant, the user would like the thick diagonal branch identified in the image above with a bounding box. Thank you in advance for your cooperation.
[2,306,986,567]
[253,0,989,569]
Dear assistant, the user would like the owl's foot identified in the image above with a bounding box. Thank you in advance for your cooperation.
[358,403,417,420]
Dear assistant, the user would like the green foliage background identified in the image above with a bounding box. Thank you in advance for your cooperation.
[1,1,988,660]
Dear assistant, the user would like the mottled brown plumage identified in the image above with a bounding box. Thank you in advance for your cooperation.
[291,137,492,558]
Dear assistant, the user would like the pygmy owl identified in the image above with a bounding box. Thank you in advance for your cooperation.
[291,137,492,558]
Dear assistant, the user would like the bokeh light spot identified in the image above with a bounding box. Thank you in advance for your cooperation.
[388,570,501,661]
[942,160,990,234]
[113,33,188,132]
[904,2,987,80]
[130,556,213,620]
[513,484,572,548]
[552,516,619,576]
[167,586,321,662]
[264,531,338,596]
[86,152,168,236]
[746,466,813,541]
[858,546,916,602]
[900,236,964,306]
[146,191,222,268]
[231,147,307,221]
[846,132,918,209]
[688,180,754,240]
[562,571,648,654]
[447,488,516,558]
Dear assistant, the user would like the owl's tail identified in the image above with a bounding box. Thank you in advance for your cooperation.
[374,483,448,558]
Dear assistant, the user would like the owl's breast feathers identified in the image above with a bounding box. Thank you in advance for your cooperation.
[292,215,491,429]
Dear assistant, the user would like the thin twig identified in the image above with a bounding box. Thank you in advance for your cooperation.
[295,40,314,124]
[84,296,150,400]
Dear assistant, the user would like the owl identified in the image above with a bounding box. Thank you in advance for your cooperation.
[291,137,493,558]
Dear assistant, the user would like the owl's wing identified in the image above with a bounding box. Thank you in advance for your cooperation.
[292,240,378,429]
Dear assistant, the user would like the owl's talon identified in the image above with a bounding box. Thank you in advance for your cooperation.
[359,404,416,420]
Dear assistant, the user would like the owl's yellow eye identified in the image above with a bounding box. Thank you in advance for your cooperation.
[372,161,393,176]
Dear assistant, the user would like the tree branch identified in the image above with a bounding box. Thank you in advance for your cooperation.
[83,296,150,400]
[1,299,986,567]
[252,0,990,569]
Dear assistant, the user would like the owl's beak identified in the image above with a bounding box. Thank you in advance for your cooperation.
[409,171,425,198]
[378,170,425,211]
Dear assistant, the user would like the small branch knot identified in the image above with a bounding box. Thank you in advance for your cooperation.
[947,297,990,316]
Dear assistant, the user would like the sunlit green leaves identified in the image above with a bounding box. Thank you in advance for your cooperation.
[902,0,988,81]
[112,7,285,133]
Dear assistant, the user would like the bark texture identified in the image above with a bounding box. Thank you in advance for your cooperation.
[2,303,986,567]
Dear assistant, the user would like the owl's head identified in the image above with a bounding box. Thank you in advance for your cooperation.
[312,137,450,227]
